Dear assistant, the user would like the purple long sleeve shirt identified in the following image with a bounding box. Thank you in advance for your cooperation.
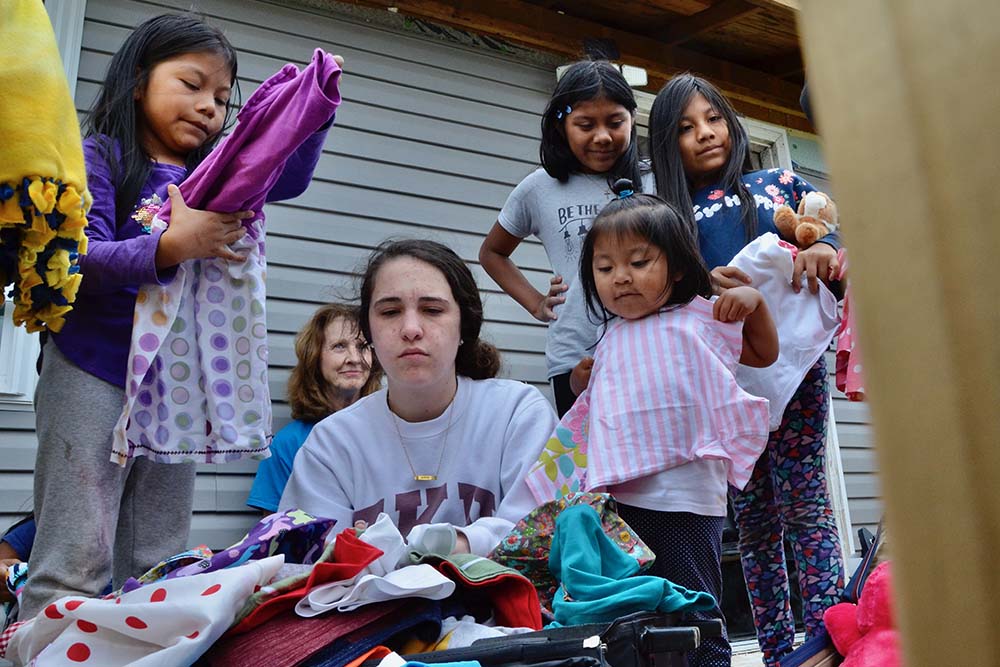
[53,113,334,388]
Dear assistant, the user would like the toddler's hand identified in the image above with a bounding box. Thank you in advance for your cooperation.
[714,286,763,323]
[156,184,255,268]
[711,266,752,294]
[533,275,568,322]
[570,356,594,396]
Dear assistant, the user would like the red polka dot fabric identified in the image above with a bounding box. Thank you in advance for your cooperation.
[1,556,284,665]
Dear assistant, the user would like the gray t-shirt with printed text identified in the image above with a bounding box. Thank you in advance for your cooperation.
[497,167,653,377]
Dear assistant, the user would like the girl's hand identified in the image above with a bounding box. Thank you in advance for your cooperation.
[718,287,779,367]
[533,275,568,322]
[156,184,254,268]
[569,356,594,396]
[792,242,840,294]
[711,266,752,294]
[713,286,762,323]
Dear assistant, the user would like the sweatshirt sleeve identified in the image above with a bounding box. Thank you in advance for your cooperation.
[458,388,559,555]
[77,139,174,294]
[264,114,334,203]
[278,427,354,530]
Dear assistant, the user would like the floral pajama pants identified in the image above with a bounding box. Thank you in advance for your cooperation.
[731,358,845,666]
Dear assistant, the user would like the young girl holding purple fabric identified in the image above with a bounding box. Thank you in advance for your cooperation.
[21,14,336,618]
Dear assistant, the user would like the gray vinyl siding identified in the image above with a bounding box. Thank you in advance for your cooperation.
[827,352,883,542]
[0,0,882,553]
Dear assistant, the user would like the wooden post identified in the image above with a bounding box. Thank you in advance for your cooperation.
[797,1,1000,665]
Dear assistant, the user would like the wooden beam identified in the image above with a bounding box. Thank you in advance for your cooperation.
[656,0,762,46]
[746,0,799,11]
[798,0,1000,665]
[746,49,805,79]
[348,0,807,119]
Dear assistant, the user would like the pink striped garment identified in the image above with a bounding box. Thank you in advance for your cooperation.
[585,296,770,491]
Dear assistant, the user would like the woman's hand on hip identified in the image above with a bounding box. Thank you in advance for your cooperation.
[533,275,568,322]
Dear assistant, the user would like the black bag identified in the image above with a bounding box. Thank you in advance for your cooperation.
[363,611,723,667]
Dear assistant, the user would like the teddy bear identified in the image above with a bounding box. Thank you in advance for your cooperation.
[823,561,902,667]
[773,190,839,248]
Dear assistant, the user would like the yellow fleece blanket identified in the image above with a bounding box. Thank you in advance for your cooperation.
[0,0,91,332]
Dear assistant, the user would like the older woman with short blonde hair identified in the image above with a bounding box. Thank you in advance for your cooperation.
[247,303,381,513]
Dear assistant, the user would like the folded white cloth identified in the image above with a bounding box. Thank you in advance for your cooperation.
[731,233,840,430]
[294,513,455,618]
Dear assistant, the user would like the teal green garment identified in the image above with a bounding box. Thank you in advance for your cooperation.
[548,505,716,626]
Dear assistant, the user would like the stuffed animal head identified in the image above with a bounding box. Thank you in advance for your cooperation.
[824,561,901,667]
[772,191,839,249]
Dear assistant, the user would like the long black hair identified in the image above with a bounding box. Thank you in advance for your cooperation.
[358,239,501,380]
[83,14,239,224]
[540,60,642,188]
[648,73,757,241]
[580,178,713,328]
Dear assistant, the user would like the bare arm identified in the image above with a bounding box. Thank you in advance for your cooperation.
[713,286,779,368]
[479,222,566,322]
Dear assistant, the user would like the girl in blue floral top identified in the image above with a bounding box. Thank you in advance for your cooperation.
[648,73,846,667]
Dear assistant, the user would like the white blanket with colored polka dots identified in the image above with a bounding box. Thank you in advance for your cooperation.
[112,221,272,465]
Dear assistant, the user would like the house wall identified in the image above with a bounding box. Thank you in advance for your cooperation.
[1,0,555,549]
[0,0,881,553]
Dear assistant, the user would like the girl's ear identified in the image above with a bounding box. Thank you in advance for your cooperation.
[673,270,685,283]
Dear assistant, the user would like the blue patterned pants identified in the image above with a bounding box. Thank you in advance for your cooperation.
[730,358,845,666]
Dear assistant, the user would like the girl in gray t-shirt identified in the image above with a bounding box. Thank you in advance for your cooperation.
[479,60,646,416]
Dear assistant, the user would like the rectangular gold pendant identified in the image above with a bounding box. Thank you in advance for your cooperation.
[414,474,437,481]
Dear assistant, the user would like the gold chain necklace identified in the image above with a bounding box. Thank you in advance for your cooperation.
[388,383,457,482]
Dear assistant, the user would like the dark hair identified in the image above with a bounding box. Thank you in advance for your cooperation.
[287,303,382,422]
[648,73,757,242]
[358,239,501,380]
[540,60,642,187]
[580,179,713,328]
[83,14,239,225]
